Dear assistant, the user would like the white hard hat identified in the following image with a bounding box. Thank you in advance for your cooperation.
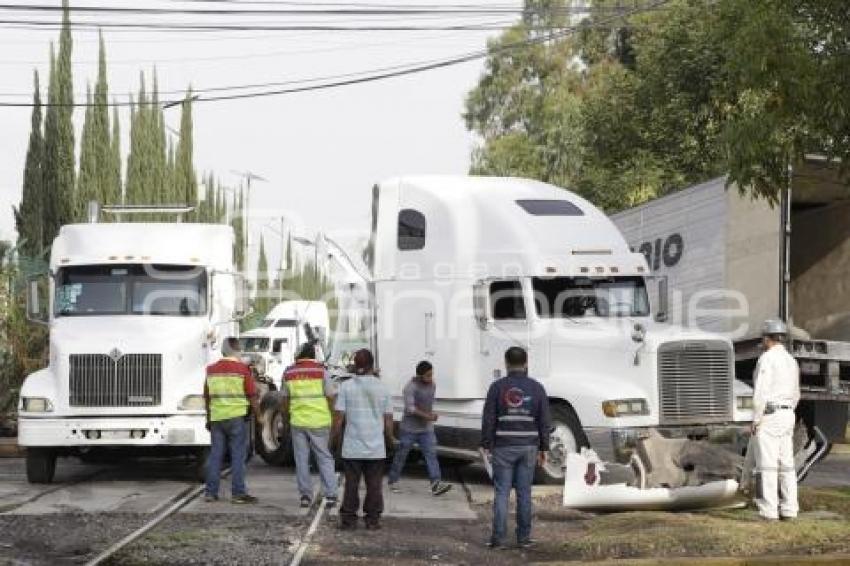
[762,319,788,336]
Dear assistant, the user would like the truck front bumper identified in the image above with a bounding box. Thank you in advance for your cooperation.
[585,423,751,464]
[18,414,211,447]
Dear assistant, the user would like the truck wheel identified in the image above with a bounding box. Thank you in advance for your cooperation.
[26,448,57,484]
[255,392,294,467]
[194,447,210,483]
[536,405,588,485]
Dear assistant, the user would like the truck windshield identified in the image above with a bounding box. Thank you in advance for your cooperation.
[239,337,270,352]
[532,276,650,318]
[55,264,207,316]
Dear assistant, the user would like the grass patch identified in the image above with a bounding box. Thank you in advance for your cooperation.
[561,487,850,561]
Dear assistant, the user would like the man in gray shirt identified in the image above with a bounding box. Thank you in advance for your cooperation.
[387,361,452,496]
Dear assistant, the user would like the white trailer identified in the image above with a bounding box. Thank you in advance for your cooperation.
[18,216,245,483]
[354,175,754,483]
[611,162,850,442]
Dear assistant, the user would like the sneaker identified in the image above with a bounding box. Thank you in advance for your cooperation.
[389,482,402,494]
[300,495,312,508]
[324,496,338,509]
[232,494,258,504]
[518,538,536,549]
[486,540,507,550]
[780,515,796,522]
[430,481,452,496]
[203,494,219,503]
[365,522,382,531]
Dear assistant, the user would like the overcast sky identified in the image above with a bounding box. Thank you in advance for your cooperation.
[0,1,522,270]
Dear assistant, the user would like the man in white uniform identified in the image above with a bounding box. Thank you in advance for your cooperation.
[752,319,801,521]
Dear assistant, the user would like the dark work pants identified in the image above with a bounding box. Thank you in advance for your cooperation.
[340,459,384,525]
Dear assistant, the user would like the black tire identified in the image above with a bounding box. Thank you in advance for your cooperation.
[194,447,210,483]
[536,404,588,485]
[255,391,294,467]
[26,448,57,484]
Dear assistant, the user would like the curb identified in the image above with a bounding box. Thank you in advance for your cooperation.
[0,438,23,458]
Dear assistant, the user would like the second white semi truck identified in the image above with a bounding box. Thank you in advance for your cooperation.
[336,175,755,483]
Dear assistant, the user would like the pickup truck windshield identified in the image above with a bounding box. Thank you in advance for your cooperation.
[55,264,207,316]
[532,276,649,318]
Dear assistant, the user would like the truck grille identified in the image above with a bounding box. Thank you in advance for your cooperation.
[658,341,733,425]
[69,354,162,407]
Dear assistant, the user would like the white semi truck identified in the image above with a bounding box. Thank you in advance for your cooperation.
[345,175,755,483]
[18,213,245,483]
[611,163,850,444]
[239,300,331,390]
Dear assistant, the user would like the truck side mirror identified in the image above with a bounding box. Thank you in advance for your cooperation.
[473,282,492,330]
[655,276,669,323]
[26,274,50,325]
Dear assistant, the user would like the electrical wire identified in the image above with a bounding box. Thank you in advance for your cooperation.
[0,0,671,108]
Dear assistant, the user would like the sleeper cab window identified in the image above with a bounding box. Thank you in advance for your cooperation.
[490,280,526,320]
[398,208,426,251]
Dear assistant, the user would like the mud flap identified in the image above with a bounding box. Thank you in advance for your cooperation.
[741,426,831,491]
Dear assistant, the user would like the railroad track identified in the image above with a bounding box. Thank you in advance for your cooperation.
[80,469,339,566]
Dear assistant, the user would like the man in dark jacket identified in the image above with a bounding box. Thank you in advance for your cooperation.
[481,347,550,549]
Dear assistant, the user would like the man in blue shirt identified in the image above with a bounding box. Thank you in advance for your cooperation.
[332,349,394,530]
[481,347,551,549]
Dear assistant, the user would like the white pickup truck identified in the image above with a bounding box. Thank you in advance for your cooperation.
[18,214,245,483]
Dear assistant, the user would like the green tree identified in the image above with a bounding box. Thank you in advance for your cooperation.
[76,84,97,216]
[14,71,44,258]
[92,31,117,208]
[42,1,75,244]
[175,89,197,210]
[110,104,122,204]
[466,0,850,209]
[255,235,271,317]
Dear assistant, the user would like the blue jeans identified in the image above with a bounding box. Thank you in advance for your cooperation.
[291,426,338,499]
[388,429,441,484]
[491,445,537,545]
[206,416,248,498]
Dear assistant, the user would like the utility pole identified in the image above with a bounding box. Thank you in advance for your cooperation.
[231,170,267,273]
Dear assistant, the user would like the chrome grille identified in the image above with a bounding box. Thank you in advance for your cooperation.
[658,342,733,424]
[69,354,162,407]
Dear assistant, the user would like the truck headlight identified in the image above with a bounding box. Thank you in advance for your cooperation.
[736,396,754,410]
[21,397,54,413]
[179,395,206,411]
[602,398,649,418]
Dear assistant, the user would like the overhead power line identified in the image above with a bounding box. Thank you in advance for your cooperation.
[0,0,671,108]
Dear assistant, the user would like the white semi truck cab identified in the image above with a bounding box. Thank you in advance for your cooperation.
[18,220,244,483]
[363,176,754,482]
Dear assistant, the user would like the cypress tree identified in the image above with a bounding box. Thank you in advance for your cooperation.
[43,0,75,244]
[92,31,112,207]
[176,89,197,209]
[125,75,147,206]
[76,84,96,218]
[151,70,168,208]
[256,235,270,316]
[14,70,44,258]
[110,104,121,205]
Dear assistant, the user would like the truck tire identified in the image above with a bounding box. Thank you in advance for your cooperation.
[26,448,57,484]
[194,447,210,483]
[536,405,588,485]
[256,391,294,467]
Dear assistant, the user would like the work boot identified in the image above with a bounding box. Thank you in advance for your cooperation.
[431,481,452,496]
[324,496,338,509]
[232,494,258,504]
[300,495,312,508]
[388,482,402,494]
